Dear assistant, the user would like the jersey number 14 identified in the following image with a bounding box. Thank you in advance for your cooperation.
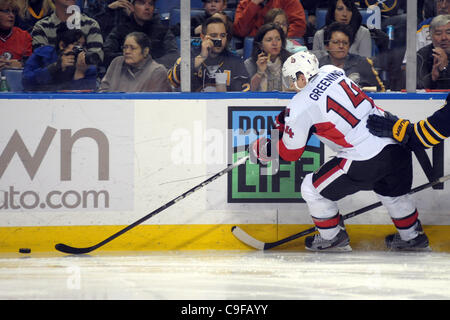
[326,80,375,128]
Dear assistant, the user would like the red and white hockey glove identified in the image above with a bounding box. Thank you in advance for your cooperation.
[249,137,273,166]
[275,109,286,134]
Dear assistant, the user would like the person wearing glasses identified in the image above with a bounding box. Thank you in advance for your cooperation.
[313,0,372,58]
[318,22,385,92]
[99,31,171,92]
[103,0,178,70]
[0,0,32,70]
[168,17,250,92]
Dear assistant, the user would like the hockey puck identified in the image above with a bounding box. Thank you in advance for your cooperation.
[19,248,31,254]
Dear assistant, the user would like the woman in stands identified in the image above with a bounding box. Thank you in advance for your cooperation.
[99,31,171,92]
[264,8,307,54]
[312,0,372,58]
[318,22,384,91]
[0,0,32,70]
[244,23,291,91]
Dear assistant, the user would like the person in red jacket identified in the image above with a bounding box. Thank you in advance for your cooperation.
[233,0,306,38]
[0,0,32,70]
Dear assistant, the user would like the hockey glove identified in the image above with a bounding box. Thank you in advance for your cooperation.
[367,111,412,144]
[275,109,286,133]
[249,137,273,166]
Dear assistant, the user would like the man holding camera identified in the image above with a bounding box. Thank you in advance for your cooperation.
[31,0,103,67]
[168,16,250,92]
[23,24,97,91]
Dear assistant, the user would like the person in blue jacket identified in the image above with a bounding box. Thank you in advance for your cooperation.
[367,93,450,149]
[22,24,97,91]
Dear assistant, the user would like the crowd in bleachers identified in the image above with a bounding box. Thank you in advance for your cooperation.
[0,0,448,93]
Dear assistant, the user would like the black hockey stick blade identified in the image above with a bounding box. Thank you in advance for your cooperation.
[55,155,250,254]
[232,173,450,250]
[55,243,97,255]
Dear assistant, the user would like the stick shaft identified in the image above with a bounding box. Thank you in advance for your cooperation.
[55,156,249,254]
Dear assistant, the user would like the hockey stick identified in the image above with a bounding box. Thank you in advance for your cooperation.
[55,155,250,254]
[232,173,450,250]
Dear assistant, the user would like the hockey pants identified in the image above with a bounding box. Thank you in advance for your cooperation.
[300,144,420,241]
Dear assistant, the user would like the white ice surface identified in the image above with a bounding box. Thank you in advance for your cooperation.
[1,250,450,300]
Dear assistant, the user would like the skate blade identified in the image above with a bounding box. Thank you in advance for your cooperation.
[388,245,432,252]
[306,244,353,253]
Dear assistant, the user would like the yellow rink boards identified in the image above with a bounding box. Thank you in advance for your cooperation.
[1,224,450,253]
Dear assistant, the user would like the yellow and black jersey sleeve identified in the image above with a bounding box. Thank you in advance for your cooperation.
[167,57,182,88]
[409,99,450,149]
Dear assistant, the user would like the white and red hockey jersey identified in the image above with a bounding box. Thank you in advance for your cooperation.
[279,65,393,162]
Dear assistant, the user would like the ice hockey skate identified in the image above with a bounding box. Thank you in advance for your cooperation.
[385,220,431,252]
[305,219,352,252]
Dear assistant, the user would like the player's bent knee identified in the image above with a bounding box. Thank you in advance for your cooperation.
[301,173,319,202]
[301,173,338,218]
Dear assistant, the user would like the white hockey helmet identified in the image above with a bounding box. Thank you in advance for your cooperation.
[282,51,319,90]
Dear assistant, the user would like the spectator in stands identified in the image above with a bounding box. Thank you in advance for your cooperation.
[103,0,178,70]
[168,17,250,92]
[82,1,132,40]
[76,0,108,18]
[16,0,54,33]
[312,0,372,59]
[416,0,450,52]
[191,0,228,37]
[318,22,385,92]
[233,0,307,39]
[0,0,32,70]
[31,0,103,67]
[22,24,97,91]
[210,10,236,54]
[244,23,291,91]
[264,8,307,54]
[417,14,450,90]
[99,32,171,92]
[298,0,329,49]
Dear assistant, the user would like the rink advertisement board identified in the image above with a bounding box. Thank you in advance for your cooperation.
[1,93,450,252]
[0,100,134,213]
[227,106,324,202]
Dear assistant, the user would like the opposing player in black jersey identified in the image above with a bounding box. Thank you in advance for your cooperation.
[367,94,450,149]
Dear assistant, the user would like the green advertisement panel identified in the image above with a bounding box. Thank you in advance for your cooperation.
[227,107,324,203]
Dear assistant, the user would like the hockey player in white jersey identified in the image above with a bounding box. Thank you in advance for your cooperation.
[250,51,430,252]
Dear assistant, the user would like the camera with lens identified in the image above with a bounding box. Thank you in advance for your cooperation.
[212,39,222,47]
[71,45,100,65]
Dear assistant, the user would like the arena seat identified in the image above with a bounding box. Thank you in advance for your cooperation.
[243,37,254,60]
[191,0,204,9]
[3,69,24,92]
